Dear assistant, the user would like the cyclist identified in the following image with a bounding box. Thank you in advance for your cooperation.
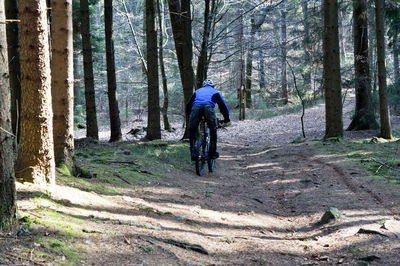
[186,79,230,161]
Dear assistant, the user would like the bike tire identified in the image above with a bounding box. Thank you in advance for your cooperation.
[195,139,205,176]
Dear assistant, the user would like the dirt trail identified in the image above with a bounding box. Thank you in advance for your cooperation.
[5,97,400,265]
[77,98,400,265]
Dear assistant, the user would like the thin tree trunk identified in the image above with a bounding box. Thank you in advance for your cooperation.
[196,0,212,89]
[80,0,99,140]
[259,50,265,92]
[281,8,288,105]
[338,9,346,63]
[393,26,399,92]
[347,0,377,131]
[16,0,56,189]
[301,0,312,90]
[245,18,256,108]
[323,0,343,139]
[51,0,74,172]
[375,0,392,139]
[146,0,161,140]
[104,0,122,142]
[157,0,170,131]
[5,0,21,141]
[0,0,16,227]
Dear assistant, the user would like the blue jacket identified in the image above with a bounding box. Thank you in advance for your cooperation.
[186,85,230,120]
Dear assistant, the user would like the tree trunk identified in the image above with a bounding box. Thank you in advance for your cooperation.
[301,0,312,91]
[196,0,212,89]
[5,0,21,141]
[393,26,399,93]
[16,0,56,189]
[338,9,346,63]
[80,0,99,140]
[375,0,392,139]
[347,0,377,131]
[0,0,16,227]
[281,8,288,105]
[323,0,343,139]
[259,50,265,92]
[167,0,195,138]
[146,0,161,140]
[51,0,74,172]
[104,0,122,142]
[157,0,170,131]
[245,18,256,108]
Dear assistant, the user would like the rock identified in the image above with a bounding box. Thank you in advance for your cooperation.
[382,220,400,238]
[319,207,342,225]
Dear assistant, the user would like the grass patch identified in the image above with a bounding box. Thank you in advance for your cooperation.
[36,237,84,264]
[314,137,400,186]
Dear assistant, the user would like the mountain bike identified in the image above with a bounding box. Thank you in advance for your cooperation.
[194,117,217,176]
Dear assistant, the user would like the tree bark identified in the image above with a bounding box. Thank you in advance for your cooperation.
[259,50,265,92]
[393,26,399,93]
[51,0,74,172]
[167,0,195,138]
[157,0,170,131]
[104,0,122,142]
[146,0,161,140]
[281,7,288,105]
[375,0,392,139]
[323,0,343,139]
[16,0,56,189]
[0,0,16,227]
[245,18,256,108]
[347,0,377,131]
[5,0,21,141]
[80,0,99,140]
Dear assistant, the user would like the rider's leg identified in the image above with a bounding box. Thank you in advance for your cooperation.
[189,105,202,160]
[205,105,218,159]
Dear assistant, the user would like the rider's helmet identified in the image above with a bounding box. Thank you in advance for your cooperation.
[202,79,215,87]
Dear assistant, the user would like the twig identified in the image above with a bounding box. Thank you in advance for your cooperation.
[370,157,400,173]
[139,236,179,260]
[286,59,306,138]
[0,126,16,138]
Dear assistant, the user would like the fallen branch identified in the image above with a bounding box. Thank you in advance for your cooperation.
[370,158,400,174]
[139,236,179,260]
[113,173,133,185]
[357,228,388,237]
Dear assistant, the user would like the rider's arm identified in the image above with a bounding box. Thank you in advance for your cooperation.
[212,93,230,122]
[185,92,196,116]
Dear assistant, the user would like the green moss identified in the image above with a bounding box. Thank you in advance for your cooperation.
[58,163,72,176]
[36,237,84,263]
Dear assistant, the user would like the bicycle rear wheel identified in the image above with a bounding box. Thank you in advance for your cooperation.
[195,139,205,176]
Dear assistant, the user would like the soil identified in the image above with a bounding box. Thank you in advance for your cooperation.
[2,95,400,265]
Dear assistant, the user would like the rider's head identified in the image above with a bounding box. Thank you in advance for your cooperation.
[202,79,215,87]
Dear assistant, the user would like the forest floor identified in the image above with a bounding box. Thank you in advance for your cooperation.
[2,93,400,265]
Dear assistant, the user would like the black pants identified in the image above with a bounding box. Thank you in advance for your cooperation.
[189,104,217,156]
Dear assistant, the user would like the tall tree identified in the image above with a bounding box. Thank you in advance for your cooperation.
[347,0,377,130]
[167,0,195,138]
[0,0,16,227]
[104,0,122,142]
[5,0,21,141]
[16,0,56,189]
[51,0,75,172]
[157,0,171,131]
[375,0,392,139]
[323,0,343,139]
[281,5,288,105]
[80,0,99,140]
[146,0,161,140]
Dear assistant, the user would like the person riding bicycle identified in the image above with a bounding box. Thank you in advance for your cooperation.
[186,79,230,161]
